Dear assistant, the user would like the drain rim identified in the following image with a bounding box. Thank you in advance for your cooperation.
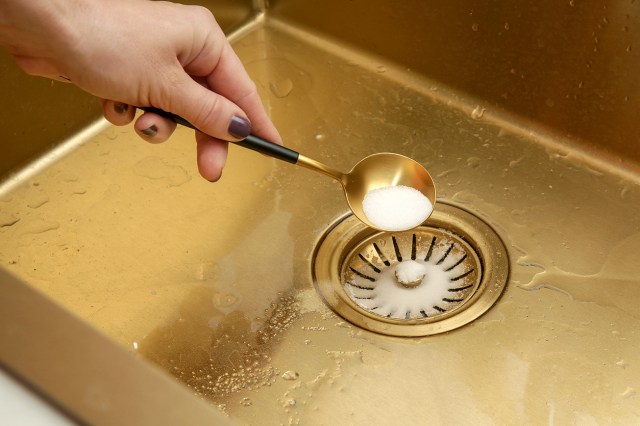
[311,202,509,337]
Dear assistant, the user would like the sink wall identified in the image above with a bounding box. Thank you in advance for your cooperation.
[270,0,640,169]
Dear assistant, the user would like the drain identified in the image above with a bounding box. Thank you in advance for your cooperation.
[312,203,509,337]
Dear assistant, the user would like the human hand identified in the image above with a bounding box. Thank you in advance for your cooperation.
[0,0,281,181]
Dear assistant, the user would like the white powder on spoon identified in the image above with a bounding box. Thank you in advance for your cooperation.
[362,185,433,231]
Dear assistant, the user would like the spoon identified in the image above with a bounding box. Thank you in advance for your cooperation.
[138,107,436,231]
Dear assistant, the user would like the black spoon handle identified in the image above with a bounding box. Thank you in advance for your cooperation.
[138,106,299,164]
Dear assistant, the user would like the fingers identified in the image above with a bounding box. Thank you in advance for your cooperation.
[101,99,135,125]
[204,43,283,146]
[167,72,252,143]
[171,49,282,147]
[196,131,228,182]
[101,100,177,143]
[171,24,281,145]
[133,111,177,144]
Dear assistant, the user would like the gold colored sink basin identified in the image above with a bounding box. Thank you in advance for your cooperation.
[1,1,639,424]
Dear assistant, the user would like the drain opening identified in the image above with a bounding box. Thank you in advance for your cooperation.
[312,203,509,337]
[344,228,480,320]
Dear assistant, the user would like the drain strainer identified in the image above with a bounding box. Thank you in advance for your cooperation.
[312,203,509,337]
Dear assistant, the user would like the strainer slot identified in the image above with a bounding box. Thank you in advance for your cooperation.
[448,283,474,292]
[392,236,403,261]
[436,243,454,265]
[358,253,381,273]
[411,234,417,260]
[424,236,436,261]
[347,282,375,291]
[445,254,468,272]
[348,266,376,282]
[451,269,475,281]
[373,242,391,266]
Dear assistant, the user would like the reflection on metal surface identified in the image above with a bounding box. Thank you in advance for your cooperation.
[313,204,508,336]
[140,289,301,405]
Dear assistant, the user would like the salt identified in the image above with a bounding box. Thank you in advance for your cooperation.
[362,185,433,231]
[395,260,428,285]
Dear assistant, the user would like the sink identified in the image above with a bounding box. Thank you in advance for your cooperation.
[1,0,639,424]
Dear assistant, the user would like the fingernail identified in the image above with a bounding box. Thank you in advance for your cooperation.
[228,115,251,139]
[140,125,158,137]
[113,103,128,114]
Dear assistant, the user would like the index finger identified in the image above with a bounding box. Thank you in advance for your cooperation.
[203,42,283,146]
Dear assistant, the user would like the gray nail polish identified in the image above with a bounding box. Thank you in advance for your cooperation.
[228,115,251,139]
[140,125,158,137]
[114,103,128,114]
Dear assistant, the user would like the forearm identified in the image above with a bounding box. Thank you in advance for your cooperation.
[0,0,80,57]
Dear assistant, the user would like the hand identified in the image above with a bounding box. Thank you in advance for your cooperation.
[0,0,281,181]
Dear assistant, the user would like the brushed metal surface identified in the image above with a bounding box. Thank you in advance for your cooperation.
[270,0,640,171]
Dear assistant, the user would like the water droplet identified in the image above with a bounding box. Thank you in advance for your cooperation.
[509,157,524,168]
[27,193,49,209]
[375,65,387,73]
[269,78,294,98]
[104,128,118,140]
[18,219,60,236]
[616,359,629,369]
[471,105,485,119]
[213,292,240,309]
[466,157,481,168]
[620,387,636,399]
[471,23,479,32]
[240,397,253,406]
[282,371,299,380]
[133,156,191,187]
[0,212,20,228]
[620,186,630,199]
[315,133,326,141]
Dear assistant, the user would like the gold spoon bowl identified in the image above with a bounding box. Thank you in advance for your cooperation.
[297,152,436,231]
